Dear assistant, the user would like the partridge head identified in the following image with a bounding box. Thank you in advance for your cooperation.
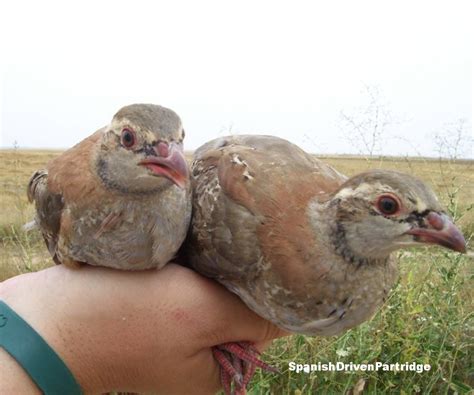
[186,135,466,393]
[28,103,192,270]
[97,104,189,191]
[327,170,466,265]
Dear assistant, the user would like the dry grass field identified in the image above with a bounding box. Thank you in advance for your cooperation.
[1,148,473,393]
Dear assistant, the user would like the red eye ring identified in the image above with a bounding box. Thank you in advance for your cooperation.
[121,128,136,148]
[376,194,401,216]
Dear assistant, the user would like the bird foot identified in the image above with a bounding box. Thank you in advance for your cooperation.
[212,341,278,395]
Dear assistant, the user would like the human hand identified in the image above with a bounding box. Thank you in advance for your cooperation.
[0,263,288,394]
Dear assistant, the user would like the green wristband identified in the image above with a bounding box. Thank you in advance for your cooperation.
[0,300,82,395]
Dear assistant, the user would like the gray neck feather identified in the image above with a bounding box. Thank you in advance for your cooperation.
[309,197,388,268]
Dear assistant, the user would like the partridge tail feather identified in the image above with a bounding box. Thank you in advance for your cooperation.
[27,169,48,202]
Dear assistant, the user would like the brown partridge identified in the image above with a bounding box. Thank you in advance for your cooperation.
[186,135,467,394]
[28,103,191,270]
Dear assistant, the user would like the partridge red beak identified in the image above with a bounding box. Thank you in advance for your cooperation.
[405,212,466,253]
[139,142,189,188]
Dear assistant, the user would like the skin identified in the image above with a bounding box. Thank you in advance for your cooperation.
[0,264,287,394]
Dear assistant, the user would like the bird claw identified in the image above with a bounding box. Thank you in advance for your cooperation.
[213,341,278,395]
[242,361,257,388]
[213,348,244,388]
[220,362,232,395]
[219,342,279,373]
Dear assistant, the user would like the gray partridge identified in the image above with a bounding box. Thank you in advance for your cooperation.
[186,134,466,394]
[28,103,192,270]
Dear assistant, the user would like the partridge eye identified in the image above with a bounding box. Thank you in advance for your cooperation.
[377,195,400,215]
[121,129,136,148]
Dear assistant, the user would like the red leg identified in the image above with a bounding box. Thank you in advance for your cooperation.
[236,342,258,387]
[219,342,279,373]
[242,361,257,388]
[231,352,244,381]
[238,341,261,355]
[220,363,232,395]
[231,353,247,395]
[213,348,243,387]
[212,341,278,395]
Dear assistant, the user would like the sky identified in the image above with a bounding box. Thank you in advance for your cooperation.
[1,0,472,158]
